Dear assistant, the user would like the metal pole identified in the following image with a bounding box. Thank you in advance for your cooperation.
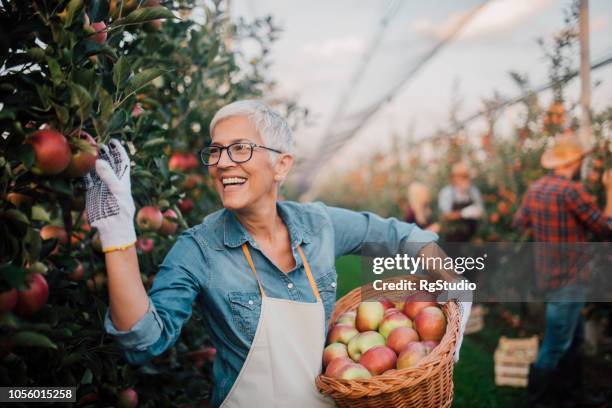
[579,0,592,146]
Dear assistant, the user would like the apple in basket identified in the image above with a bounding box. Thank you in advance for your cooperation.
[323,343,349,367]
[337,363,372,380]
[396,342,428,369]
[377,297,395,311]
[422,340,440,354]
[403,292,438,320]
[327,324,358,345]
[356,301,385,331]
[383,307,401,318]
[347,331,385,362]
[378,312,413,339]
[414,306,447,341]
[335,311,356,327]
[386,327,420,354]
[359,345,397,376]
[325,357,354,378]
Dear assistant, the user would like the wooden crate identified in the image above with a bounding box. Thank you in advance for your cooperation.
[494,336,539,388]
[465,304,486,334]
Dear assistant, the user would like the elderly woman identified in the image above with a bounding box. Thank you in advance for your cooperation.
[86,100,470,407]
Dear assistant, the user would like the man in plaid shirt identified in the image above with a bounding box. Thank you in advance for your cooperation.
[513,135,611,408]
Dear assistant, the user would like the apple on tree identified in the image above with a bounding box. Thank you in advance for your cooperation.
[136,206,163,231]
[26,129,72,175]
[15,274,49,317]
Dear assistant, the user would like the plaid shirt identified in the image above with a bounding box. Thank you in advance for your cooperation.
[513,173,611,289]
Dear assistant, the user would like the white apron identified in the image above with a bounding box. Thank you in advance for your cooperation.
[220,244,335,408]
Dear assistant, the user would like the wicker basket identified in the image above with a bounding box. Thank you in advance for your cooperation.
[316,279,460,408]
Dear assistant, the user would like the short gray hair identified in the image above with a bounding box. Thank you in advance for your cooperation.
[209,100,294,161]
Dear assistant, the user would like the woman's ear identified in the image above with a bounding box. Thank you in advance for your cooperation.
[274,153,294,181]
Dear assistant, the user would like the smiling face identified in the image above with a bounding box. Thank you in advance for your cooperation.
[208,115,293,213]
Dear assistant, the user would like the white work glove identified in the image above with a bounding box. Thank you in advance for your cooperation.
[84,139,136,251]
[459,204,483,219]
[437,281,473,363]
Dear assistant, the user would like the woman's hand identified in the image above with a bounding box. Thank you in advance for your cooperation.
[86,139,149,331]
[85,139,136,251]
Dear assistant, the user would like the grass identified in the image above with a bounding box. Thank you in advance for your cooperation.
[335,255,526,408]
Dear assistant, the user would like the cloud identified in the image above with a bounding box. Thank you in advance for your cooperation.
[299,35,365,59]
[412,0,553,41]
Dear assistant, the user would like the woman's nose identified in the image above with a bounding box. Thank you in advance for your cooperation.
[217,148,235,168]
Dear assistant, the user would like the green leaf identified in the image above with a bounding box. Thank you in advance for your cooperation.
[47,57,63,87]
[80,368,93,384]
[113,56,131,88]
[99,87,113,122]
[111,7,175,28]
[4,209,30,225]
[31,205,51,222]
[52,102,70,125]
[126,68,165,94]
[69,83,93,122]
[108,109,128,133]
[88,0,109,22]
[141,137,167,149]
[0,264,27,289]
[12,331,58,349]
[61,352,84,368]
[15,143,35,169]
[63,0,85,27]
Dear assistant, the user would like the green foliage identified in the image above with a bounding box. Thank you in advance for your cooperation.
[0,0,287,405]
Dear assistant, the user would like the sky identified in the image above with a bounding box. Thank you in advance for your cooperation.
[230,0,612,192]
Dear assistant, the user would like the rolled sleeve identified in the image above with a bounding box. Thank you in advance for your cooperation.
[324,204,437,258]
[104,301,163,351]
[104,232,205,364]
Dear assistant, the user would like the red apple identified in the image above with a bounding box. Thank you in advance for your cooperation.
[158,209,178,235]
[91,21,107,44]
[335,311,356,327]
[0,288,18,312]
[359,345,397,376]
[337,363,372,380]
[65,130,98,177]
[394,300,405,311]
[383,307,401,318]
[422,340,440,354]
[378,312,412,338]
[324,356,353,378]
[414,306,447,341]
[117,388,138,408]
[7,192,32,207]
[403,292,438,320]
[27,129,72,175]
[136,237,154,253]
[182,173,204,189]
[397,342,428,369]
[131,102,143,118]
[15,274,49,316]
[377,297,395,311]
[169,152,199,172]
[323,343,349,367]
[347,331,385,362]
[356,301,385,331]
[326,324,358,345]
[387,327,420,354]
[68,261,85,281]
[178,198,195,214]
[40,225,69,244]
[136,206,163,231]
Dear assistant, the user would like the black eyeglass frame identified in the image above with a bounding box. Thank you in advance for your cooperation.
[199,142,283,166]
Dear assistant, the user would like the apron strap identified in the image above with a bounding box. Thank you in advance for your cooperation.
[241,243,322,302]
[242,244,266,298]
[296,246,321,302]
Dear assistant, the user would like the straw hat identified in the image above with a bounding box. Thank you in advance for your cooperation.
[541,134,588,169]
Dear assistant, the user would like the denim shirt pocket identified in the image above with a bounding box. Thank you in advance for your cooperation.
[315,269,337,325]
[228,291,262,342]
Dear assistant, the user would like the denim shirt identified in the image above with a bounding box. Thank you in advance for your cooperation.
[104,201,437,407]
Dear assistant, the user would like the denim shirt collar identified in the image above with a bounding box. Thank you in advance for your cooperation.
[222,202,312,249]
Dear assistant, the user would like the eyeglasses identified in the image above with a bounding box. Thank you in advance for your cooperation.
[199,142,283,166]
